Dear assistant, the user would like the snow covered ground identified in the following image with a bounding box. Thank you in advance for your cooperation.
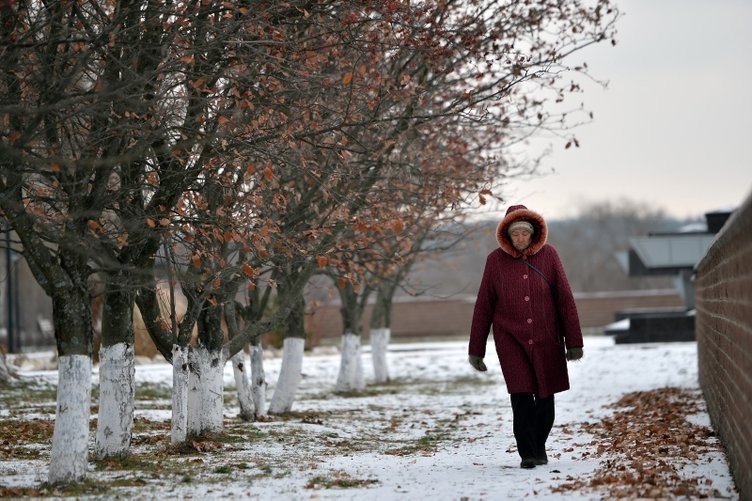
[1,335,739,500]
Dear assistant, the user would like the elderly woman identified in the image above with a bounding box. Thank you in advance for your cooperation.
[468,204,583,469]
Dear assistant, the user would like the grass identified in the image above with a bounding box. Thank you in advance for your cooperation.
[0,359,484,498]
[135,382,172,401]
[0,378,57,409]
[305,471,380,489]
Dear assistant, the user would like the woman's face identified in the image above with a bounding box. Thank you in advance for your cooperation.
[510,229,532,252]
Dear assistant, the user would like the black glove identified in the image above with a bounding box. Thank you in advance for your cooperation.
[566,347,583,361]
[468,355,487,372]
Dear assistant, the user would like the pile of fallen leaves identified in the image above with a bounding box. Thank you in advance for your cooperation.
[553,387,729,498]
[0,419,53,460]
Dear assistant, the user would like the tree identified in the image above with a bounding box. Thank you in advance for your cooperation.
[1,0,619,483]
[1,0,120,475]
[317,0,621,390]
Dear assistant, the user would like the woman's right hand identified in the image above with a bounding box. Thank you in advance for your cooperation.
[468,355,488,372]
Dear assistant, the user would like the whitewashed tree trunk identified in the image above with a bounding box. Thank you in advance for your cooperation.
[268,337,305,414]
[187,345,224,435]
[171,345,189,444]
[203,348,224,432]
[231,350,255,421]
[250,344,267,418]
[48,355,92,484]
[335,333,365,392]
[370,327,391,384]
[186,346,203,436]
[95,343,134,458]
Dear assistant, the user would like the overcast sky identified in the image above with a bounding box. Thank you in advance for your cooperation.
[496,0,752,221]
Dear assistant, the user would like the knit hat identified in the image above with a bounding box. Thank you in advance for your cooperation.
[508,220,534,235]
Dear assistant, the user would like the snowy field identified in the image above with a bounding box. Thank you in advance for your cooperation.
[0,335,739,500]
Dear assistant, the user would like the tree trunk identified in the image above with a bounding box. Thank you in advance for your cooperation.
[268,281,306,414]
[224,299,256,420]
[95,283,135,458]
[335,333,365,392]
[186,300,226,435]
[369,283,396,384]
[334,283,366,392]
[250,340,267,418]
[186,346,202,436]
[369,327,391,384]
[49,355,92,484]
[268,337,305,414]
[171,344,189,444]
[231,350,255,421]
[48,288,93,485]
[187,343,224,435]
[95,343,134,458]
[202,347,225,432]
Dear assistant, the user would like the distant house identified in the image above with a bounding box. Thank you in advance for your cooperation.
[608,209,735,343]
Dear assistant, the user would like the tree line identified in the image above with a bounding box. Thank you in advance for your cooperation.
[402,198,690,299]
[0,0,618,485]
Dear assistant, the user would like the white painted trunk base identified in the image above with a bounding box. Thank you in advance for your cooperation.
[203,348,225,433]
[187,345,224,436]
[251,344,267,418]
[268,337,305,414]
[171,345,189,444]
[370,327,391,384]
[95,343,135,458]
[186,347,202,436]
[335,333,365,392]
[231,350,255,421]
[49,355,92,484]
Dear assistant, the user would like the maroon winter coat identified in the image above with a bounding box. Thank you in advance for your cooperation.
[469,205,583,398]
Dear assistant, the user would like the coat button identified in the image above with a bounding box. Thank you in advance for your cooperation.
[524,296,530,301]
[523,274,528,279]
[528,339,533,345]
[527,318,533,324]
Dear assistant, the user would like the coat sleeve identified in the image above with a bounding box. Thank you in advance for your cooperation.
[549,246,583,349]
[468,252,497,358]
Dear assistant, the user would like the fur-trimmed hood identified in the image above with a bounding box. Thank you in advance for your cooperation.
[496,204,548,257]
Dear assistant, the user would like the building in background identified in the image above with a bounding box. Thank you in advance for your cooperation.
[607,209,735,343]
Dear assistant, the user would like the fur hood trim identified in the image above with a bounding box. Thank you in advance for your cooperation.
[496,204,548,257]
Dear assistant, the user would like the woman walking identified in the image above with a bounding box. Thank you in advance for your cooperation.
[468,204,583,469]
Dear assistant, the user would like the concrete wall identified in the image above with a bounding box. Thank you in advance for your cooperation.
[694,192,752,501]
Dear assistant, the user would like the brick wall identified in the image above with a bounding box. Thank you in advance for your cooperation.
[306,289,685,342]
[694,192,752,501]
[573,289,684,327]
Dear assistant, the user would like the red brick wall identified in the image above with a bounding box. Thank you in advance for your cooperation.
[695,194,752,501]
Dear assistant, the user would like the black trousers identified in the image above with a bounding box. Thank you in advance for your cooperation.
[510,393,555,460]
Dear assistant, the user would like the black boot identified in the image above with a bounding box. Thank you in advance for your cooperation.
[511,394,538,465]
[533,395,554,466]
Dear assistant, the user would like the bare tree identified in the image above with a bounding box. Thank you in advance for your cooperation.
[1,0,619,483]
